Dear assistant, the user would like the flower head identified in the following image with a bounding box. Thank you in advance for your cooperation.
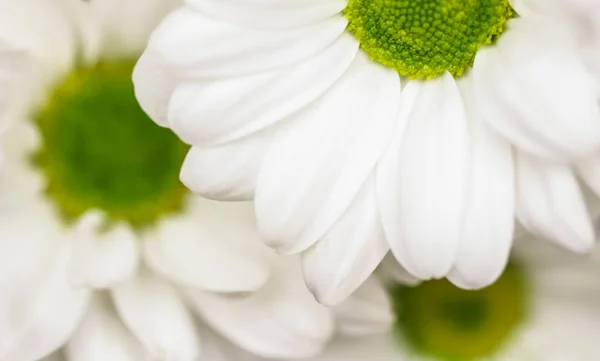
[134,0,600,305]
[0,1,369,360]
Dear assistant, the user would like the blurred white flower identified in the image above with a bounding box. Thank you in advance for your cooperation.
[297,238,600,361]
[0,1,378,360]
[133,0,600,306]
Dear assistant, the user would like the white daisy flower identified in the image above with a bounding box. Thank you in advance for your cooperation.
[0,0,354,360]
[298,239,600,361]
[132,0,600,305]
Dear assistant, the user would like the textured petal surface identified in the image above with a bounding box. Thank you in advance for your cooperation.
[332,277,393,337]
[302,176,389,306]
[187,259,333,359]
[66,294,148,361]
[111,272,201,361]
[144,198,273,293]
[516,153,595,252]
[68,211,139,289]
[377,72,469,279]
[150,7,348,78]
[447,81,515,290]
[184,0,347,29]
[167,33,359,145]
[256,52,400,255]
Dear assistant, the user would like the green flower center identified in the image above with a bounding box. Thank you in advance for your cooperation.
[344,0,514,79]
[391,263,526,360]
[32,62,189,229]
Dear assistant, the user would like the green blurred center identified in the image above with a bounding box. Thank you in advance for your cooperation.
[33,62,189,229]
[391,264,526,360]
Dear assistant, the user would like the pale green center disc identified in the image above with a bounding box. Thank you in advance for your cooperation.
[345,0,514,79]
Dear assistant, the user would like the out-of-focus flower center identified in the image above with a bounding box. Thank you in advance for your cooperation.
[344,0,514,79]
[391,263,526,360]
[32,61,189,229]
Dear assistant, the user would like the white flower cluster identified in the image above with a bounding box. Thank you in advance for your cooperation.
[0,0,599,361]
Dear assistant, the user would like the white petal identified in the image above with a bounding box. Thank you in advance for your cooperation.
[133,49,180,127]
[144,198,273,293]
[255,51,400,255]
[516,152,595,252]
[0,45,34,132]
[0,0,76,78]
[111,272,201,361]
[179,130,273,201]
[511,0,600,19]
[61,0,179,58]
[302,176,389,306]
[332,277,393,337]
[377,72,469,279]
[167,33,359,145]
[0,123,44,209]
[186,258,334,359]
[185,0,347,30]
[297,334,404,361]
[67,211,140,289]
[447,81,515,290]
[195,322,262,361]
[65,294,149,361]
[0,240,91,361]
[473,18,600,161]
[150,7,348,78]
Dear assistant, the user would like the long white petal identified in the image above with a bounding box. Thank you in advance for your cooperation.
[144,198,273,293]
[378,72,469,279]
[186,259,333,359]
[302,176,389,306]
[474,18,600,161]
[184,0,346,30]
[167,33,358,145]
[150,7,348,78]
[255,51,400,255]
[111,272,201,361]
[0,0,76,79]
[0,233,91,361]
[67,211,139,289]
[65,294,149,361]
[133,50,180,127]
[448,81,515,290]
[179,130,273,201]
[516,152,595,252]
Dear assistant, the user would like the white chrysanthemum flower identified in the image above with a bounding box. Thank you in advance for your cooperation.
[133,0,600,305]
[298,239,600,361]
[0,1,357,360]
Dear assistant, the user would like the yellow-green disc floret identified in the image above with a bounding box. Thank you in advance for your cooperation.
[33,62,189,229]
[391,263,527,360]
[345,0,514,79]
